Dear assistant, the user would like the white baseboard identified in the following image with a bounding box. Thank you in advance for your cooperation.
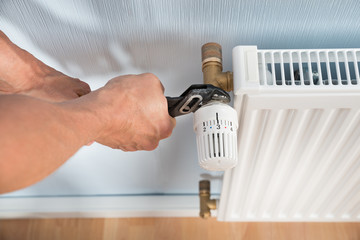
[0,195,202,219]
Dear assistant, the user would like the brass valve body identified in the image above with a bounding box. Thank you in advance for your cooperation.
[199,180,217,219]
[201,43,233,92]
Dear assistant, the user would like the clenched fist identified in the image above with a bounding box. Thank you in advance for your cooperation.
[87,73,176,151]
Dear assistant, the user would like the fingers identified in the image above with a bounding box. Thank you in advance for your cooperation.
[75,89,88,97]
[94,73,176,152]
[159,81,165,93]
[75,88,90,97]
[85,141,95,146]
[72,78,91,97]
[77,79,91,93]
[170,117,176,129]
[159,116,176,140]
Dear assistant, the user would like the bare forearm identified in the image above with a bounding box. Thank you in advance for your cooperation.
[0,74,175,194]
[0,31,39,91]
[0,94,100,193]
[0,31,91,102]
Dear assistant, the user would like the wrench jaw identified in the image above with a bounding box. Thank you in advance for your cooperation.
[206,89,231,104]
[167,84,231,118]
[179,95,203,115]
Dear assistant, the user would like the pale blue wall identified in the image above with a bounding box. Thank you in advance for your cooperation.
[1,0,359,197]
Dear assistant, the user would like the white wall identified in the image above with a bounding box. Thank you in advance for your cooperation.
[1,0,360,197]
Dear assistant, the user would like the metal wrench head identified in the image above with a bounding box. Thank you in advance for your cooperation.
[167,84,231,117]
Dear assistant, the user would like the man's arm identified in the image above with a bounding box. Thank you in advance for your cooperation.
[0,74,176,194]
[0,30,90,102]
[0,94,97,193]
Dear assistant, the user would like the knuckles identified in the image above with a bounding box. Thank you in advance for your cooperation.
[159,119,175,139]
[139,73,159,82]
[97,73,175,152]
[142,141,159,151]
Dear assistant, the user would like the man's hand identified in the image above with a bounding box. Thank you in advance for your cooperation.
[86,73,176,151]
[0,30,176,193]
[0,30,90,102]
[19,65,91,102]
[0,73,176,193]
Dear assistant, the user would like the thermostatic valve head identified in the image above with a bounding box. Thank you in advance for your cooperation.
[193,102,238,171]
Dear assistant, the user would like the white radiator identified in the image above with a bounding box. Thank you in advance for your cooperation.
[218,46,360,221]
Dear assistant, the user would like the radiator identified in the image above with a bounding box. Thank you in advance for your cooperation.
[218,46,360,221]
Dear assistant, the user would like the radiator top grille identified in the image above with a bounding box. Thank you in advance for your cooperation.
[257,49,360,88]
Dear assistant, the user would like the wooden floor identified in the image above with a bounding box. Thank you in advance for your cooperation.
[1,218,360,240]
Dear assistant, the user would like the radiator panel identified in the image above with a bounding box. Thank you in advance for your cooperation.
[219,94,360,221]
[219,46,360,221]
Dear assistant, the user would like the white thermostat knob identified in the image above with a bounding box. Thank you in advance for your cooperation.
[193,102,238,171]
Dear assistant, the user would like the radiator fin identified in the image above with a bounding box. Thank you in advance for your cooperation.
[219,96,360,221]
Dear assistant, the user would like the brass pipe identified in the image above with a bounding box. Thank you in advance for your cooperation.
[201,42,233,92]
[199,180,217,219]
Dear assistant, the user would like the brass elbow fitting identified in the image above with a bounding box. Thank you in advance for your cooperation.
[199,180,217,219]
[201,42,233,92]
